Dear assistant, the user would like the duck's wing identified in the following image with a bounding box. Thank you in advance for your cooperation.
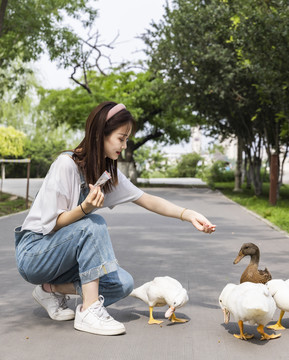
[147,283,167,307]
[267,279,289,330]
[152,276,182,289]
[228,283,274,322]
[129,281,152,304]
[240,265,272,284]
[258,267,272,282]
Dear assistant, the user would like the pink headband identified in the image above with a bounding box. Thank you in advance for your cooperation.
[106,103,126,121]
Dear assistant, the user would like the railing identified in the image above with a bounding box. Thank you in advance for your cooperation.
[0,158,31,208]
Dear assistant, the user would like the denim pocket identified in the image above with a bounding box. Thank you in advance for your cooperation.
[14,226,24,247]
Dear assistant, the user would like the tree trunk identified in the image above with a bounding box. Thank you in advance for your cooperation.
[269,153,278,206]
[278,143,288,188]
[250,156,262,196]
[118,140,137,183]
[244,155,251,189]
[0,0,8,36]
[118,161,138,183]
[233,136,243,192]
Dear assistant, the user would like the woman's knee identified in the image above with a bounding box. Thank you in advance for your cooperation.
[120,269,134,296]
[99,267,134,300]
[85,213,107,227]
[82,214,110,238]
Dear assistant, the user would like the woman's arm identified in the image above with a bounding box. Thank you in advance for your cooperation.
[53,185,104,232]
[134,192,216,234]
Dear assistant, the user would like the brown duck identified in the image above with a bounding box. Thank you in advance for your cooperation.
[233,243,272,284]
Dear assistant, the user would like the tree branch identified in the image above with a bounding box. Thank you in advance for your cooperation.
[70,63,92,94]
[69,30,121,87]
[133,130,164,151]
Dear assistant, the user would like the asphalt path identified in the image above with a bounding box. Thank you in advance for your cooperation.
[1,180,289,360]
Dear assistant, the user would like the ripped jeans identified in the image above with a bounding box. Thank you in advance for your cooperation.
[14,213,134,307]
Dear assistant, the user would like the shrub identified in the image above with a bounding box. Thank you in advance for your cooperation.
[198,160,235,187]
[134,145,169,178]
[5,135,66,178]
[0,126,26,158]
[174,152,203,177]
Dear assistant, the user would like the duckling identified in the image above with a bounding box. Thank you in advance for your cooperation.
[129,276,189,325]
[266,279,289,330]
[219,282,281,340]
[233,243,272,284]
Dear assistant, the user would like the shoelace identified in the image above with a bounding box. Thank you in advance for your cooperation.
[90,295,111,320]
[52,292,70,310]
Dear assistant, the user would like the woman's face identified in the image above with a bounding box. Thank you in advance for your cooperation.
[104,124,132,160]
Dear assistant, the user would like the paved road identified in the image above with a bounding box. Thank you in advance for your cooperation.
[1,177,207,201]
[1,178,44,200]
[1,182,289,360]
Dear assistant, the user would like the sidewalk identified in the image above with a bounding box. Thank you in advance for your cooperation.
[1,184,289,359]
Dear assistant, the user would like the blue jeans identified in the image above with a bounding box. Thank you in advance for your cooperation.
[14,214,134,307]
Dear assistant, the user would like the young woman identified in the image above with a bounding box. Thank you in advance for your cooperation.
[14,101,216,336]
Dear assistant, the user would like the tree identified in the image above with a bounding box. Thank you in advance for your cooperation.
[0,74,81,178]
[134,145,169,178]
[0,0,97,99]
[227,0,289,202]
[175,153,203,178]
[0,126,26,158]
[37,70,199,179]
[0,67,40,135]
[143,0,289,197]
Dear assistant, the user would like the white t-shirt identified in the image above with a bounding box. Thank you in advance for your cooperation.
[21,154,144,235]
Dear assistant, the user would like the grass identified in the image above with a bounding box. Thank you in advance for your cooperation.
[215,182,289,234]
[0,192,28,217]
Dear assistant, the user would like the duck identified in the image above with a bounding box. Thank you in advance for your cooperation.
[129,276,189,325]
[219,282,281,340]
[233,242,272,284]
[266,279,289,330]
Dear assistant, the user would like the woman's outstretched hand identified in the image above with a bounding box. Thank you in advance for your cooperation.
[190,210,216,234]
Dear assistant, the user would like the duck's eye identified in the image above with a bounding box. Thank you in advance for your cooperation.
[220,300,222,303]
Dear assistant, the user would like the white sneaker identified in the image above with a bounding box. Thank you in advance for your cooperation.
[32,285,75,321]
[74,295,126,336]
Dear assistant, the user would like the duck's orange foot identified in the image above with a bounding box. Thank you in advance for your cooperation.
[257,325,281,340]
[148,318,163,325]
[233,333,254,340]
[267,323,285,331]
[148,306,163,325]
[260,333,281,341]
[169,313,188,323]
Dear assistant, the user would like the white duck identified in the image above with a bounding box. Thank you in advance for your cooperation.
[266,279,289,330]
[129,276,189,324]
[219,282,281,340]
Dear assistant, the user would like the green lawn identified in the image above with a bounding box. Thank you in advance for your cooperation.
[215,182,289,234]
[0,192,28,217]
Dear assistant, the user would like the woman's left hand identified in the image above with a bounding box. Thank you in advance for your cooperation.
[81,184,104,212]
[190,210,216,234]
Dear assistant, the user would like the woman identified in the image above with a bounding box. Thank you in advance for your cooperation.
[15,101,216,336]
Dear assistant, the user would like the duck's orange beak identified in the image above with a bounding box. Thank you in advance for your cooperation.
[233,251,245,264]
[223,308,230,324]
[165,306,175,318]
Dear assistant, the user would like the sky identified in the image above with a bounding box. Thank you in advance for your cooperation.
[34,0,194,155]
[35,0,169,89]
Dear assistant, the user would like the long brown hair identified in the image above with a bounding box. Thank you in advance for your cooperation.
[73,101,135,193]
